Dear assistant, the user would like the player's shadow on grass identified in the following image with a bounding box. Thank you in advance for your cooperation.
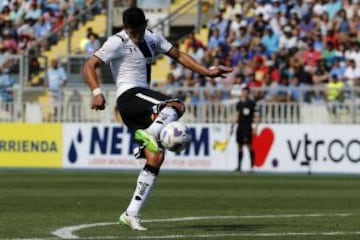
[178,224,267,232]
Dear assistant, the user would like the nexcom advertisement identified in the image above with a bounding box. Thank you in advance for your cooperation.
[62,123,237,170]
[0,123,62,168]
[251,125,360,174]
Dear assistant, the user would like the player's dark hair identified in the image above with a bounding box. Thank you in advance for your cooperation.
[123,7,147,29]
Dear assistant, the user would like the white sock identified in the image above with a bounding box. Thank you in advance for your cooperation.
[126,169,157,216]
[147,107,178,138]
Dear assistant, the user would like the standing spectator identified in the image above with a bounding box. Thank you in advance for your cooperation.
[230,87,259,172]
[46,59,68,119]
[326,74,345,115]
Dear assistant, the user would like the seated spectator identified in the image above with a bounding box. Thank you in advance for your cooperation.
[287,75,305,102]
[85,32,100,56]
[343,59,360,86]
[169,61,184,82]
[184,31,205,54]
[312,58,330,84]
[33,16,52,39]
[9,1,24,25]
[24,2,41,20]
[208,28,226,51]
[261,27,279,54]
[279,25,299,52]
[329,59,345,80]
[301,39,322,72]
[322,41,337,68]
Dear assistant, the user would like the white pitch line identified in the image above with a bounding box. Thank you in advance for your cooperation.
[51,213,354,239]
[6,231,360,240]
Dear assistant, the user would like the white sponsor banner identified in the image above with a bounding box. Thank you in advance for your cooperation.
[252,124,360,174]
[62,123,360,173]
[62,123,238,171]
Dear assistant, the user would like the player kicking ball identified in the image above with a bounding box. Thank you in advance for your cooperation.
[83,7,232,230]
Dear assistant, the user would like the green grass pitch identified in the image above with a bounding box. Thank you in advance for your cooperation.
[1,170,360,240]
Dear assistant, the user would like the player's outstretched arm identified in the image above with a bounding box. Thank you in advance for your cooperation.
[83,56,106,110]
[167,47,233,78]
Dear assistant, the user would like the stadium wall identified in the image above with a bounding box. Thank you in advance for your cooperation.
[0,123,359,174]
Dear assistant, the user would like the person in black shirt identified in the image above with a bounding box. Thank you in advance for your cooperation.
[231,87,259,172]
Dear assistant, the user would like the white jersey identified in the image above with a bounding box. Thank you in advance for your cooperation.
[94,29,173,97]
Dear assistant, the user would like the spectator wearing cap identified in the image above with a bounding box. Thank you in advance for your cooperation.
[279,25,299,51]
[261,27,279,54]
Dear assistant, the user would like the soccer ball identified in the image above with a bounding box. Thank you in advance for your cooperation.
[160,121,191,152]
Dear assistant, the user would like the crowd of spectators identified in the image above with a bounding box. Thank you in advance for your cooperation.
[162,0,360,108]
[0,0,103,97]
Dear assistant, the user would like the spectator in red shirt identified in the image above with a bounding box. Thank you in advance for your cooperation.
[301,39,322,72]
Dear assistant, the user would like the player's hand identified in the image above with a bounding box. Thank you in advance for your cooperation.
[91,94,106,110]
[207,66,233,78]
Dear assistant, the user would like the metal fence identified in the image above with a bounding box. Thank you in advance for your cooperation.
[1,85,359,124]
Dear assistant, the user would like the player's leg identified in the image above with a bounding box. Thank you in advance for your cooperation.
[134,94,185,153]
[116,88,180,230]
[119,149,164,231]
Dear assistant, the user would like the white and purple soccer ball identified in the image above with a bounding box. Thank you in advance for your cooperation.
[160,121,191,153]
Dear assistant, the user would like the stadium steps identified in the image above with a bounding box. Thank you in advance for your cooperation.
[151,26,209,85]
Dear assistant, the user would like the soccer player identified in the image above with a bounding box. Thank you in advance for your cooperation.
[230,87,259,172]
[83,7,232,231]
